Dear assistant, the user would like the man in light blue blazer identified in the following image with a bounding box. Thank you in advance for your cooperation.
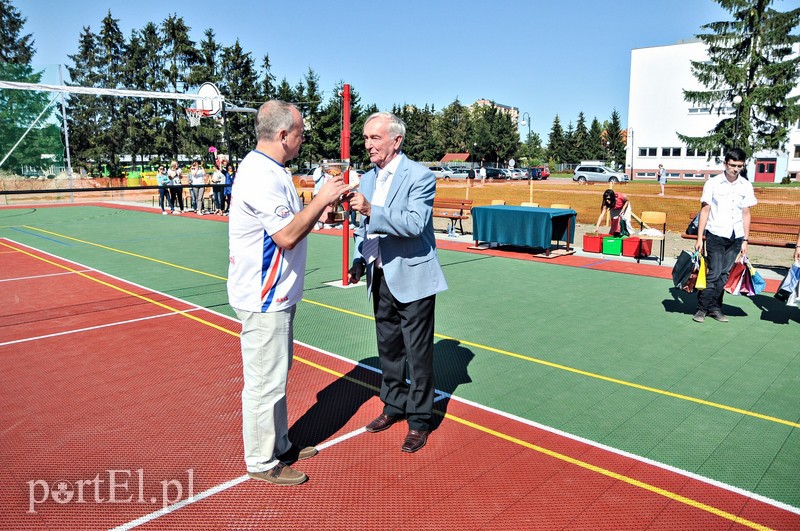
[348,111,448,453]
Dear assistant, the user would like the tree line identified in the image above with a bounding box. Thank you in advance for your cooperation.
[5,0,795,177]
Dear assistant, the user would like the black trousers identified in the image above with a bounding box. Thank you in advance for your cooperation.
[372,267,436,431]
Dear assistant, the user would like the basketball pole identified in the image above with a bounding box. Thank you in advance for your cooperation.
[341,83,352,286]
[222,100,232,165]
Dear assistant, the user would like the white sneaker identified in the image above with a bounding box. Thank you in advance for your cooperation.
[172,210,181,215]
[198,211,205,216]
[162,211,168,215]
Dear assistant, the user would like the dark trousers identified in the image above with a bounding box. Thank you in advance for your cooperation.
[169,187,184,211]
[372,267,436,431]
[697,232,743,313]
[158,186,173,211]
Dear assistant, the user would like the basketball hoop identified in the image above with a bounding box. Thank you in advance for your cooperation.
[185,108,210,127]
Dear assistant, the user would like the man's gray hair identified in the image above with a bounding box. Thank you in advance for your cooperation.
[365,111,406,142]
[255,100,300,141]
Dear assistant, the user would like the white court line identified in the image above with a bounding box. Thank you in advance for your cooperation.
[6,240,798,524]
[0,269,93,283]
[109,427,368,531]
[0,309,203,348]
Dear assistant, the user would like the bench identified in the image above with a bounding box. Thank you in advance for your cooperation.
[433,198,473,235]
[682,213,800,248]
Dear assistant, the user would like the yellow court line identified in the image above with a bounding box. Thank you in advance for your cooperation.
[1,240,779,529]
[304,300,800,430]
[23,225,226,281]
[1,240,236,338]
[20,226,800,429]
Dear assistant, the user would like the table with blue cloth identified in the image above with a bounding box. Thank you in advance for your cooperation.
[471,205,577,255]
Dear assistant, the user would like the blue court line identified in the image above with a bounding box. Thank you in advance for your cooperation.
[9,227,72,246]
[579,258,613,268]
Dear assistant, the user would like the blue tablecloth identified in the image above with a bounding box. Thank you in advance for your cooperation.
[472,206,577,250]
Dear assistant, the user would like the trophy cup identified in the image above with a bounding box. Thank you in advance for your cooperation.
[320,159,350,225]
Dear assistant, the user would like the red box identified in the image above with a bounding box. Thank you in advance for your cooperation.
[621,237,654,257]
[583,233,610,253]
[622,237,641,257]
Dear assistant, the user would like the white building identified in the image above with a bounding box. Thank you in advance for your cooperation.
[627,39,800,182]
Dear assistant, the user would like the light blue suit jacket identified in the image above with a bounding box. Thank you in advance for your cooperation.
[352,154,448,303]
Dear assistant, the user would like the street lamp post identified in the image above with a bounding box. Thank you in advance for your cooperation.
[521,112,531,163]
[628,128,634,181]
[732,95,743,148]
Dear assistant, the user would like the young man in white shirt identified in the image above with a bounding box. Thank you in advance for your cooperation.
[693,148,757,323]
[227,100,350,485]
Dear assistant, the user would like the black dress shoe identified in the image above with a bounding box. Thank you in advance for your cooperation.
[401,429,429,453]
[366,413,402,433]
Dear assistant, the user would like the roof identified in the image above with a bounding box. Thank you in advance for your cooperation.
[440,153,470,163]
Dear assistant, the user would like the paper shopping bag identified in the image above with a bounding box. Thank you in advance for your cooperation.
[724,261,746,295]
[695,255,707,290]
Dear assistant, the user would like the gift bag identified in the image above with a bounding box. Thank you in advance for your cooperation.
[695,255,707,290]
[672,250,695,289]
[682,253,701,293]
[746,259,766,296]
[724,261,747,295]
[775,262,800,302]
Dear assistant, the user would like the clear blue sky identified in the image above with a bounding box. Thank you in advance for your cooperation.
[19,0,744,140]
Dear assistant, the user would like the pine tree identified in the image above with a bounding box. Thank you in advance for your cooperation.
[563,121,576,164]
[66,26,103,174]
[96,11,127,175]
[219,40,258,163]
[546,115,565,164]
[161,14,199,158]
[604,109,626,168]
[0,0,34,63]
[0,0,52,175]
[573,112,590,162]
[679,0,800,160]
[588,118,605,160]
[260,53,276,101]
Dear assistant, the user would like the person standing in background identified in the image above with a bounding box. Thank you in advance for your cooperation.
[657,164,667,196]
[692,148,757,324]
[188,160,206,214]
[167,160,183,214]
[156,165,174,215]
[222,163,235,215]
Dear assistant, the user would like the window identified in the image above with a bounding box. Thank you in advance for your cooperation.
[661,147,681,157]
[686,148,708,157]
[638,147,657,157]
[793,145,800,158]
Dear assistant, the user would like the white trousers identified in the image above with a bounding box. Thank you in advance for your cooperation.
[235,306,294,473]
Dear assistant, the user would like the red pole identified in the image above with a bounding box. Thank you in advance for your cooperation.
[341,84,351,285]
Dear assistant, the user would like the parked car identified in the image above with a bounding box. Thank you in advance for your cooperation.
[527,167,544,180]
[508,168,526,180]
[450,168,471,179]
[482,167,506,180]
[572,165,630,183]
[429,165,454,179]
[532,165,550,179]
